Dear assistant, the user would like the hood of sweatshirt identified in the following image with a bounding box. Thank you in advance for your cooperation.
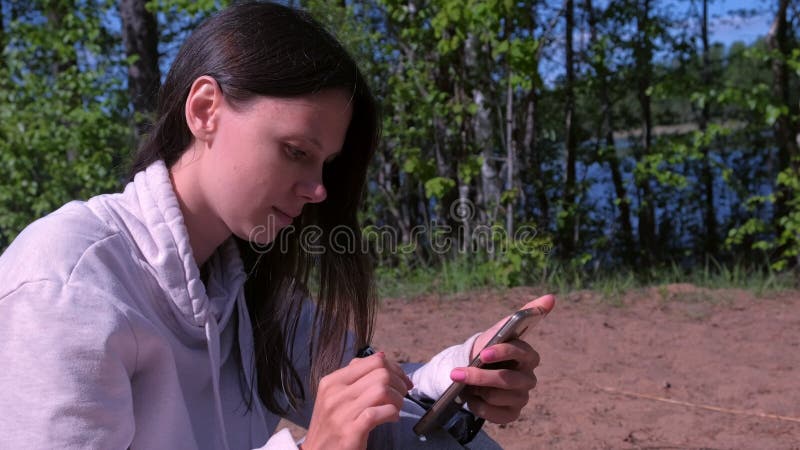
[88,160,268,450]
[98,160,240,331]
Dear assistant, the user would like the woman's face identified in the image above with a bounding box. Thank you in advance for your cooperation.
[200,89,352,245]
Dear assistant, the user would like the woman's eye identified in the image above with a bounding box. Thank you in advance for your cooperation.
[286,145,307,160]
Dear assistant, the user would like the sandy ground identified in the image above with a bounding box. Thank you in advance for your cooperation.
[282,285,800,449]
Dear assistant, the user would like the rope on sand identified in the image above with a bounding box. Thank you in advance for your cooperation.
[596,385,800,424]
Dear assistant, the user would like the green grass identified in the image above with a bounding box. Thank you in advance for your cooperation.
[375,255,797,301]
[641,256,796,295]
[375,257,503,298]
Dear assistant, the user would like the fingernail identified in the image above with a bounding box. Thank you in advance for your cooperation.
[450,368,466,382]
[481,348,496,362]
[376,351,385,358]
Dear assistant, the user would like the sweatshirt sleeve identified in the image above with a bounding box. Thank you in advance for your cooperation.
[407,333,481,401]
[253,428,300,449]
[0,281,138,449]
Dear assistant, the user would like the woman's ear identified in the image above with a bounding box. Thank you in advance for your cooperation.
[185,76,223,143]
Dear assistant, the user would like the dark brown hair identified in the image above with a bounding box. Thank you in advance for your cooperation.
[129,1,378,414]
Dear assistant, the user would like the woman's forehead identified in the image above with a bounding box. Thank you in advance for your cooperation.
[240,92,352,155]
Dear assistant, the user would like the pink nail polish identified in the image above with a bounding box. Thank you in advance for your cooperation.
[481,348,495,362]
[451,369,466,382]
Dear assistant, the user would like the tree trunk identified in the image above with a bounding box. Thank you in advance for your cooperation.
[0,1,5,58]
[561,0,578,257]
[455,78,472,252]
[585,0,635,264]
[0,1,8,74]
[699,0,717,257]
[523,90,549,230]
[505,70,515,236]
[475,89,499,226]
[635,0,657,262]
[120,0,160,134]
[521,3,549,231]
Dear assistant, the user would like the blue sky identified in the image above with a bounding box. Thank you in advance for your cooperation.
[533,0,778,85]
[708,0,774,46]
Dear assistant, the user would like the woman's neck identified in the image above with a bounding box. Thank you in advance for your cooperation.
[168,152,229,267]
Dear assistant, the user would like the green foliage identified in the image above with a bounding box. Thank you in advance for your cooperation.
[480,230,551,287]
[375,241,552,297]
[499,188,518,206]
[0,0,132,248]
[0,1,233,250]
[2,0,799,293]
[423,176,455,200]
[723,44,800,273]
[457,155,482,184]
[400,147,435,180]
[147,0,223,16]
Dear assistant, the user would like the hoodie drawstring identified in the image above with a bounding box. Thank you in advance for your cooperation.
[204,316,232,450]
[203,289,269,450]
[236,293,269,446]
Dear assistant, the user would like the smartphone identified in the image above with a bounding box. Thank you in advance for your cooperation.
[412,305,546,437]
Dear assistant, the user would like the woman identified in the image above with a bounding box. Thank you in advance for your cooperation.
[0,2,554,449]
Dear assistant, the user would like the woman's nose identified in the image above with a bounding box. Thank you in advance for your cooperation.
[296,179,327,203]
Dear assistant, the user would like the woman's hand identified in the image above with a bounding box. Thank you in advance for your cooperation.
[453,294,555,424]
[302,352,413,450]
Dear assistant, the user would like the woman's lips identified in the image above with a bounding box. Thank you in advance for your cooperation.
[272,207,295,225]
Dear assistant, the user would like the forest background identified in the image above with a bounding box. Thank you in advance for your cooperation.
[1,0,798,296]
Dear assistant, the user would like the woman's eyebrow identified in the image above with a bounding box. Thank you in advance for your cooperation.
[284,134,323,151]
[285,134,342,161]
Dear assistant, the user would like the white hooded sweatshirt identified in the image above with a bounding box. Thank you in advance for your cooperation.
[0,161,479,450]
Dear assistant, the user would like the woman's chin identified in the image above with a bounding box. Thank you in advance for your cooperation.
[240,224,279,247]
